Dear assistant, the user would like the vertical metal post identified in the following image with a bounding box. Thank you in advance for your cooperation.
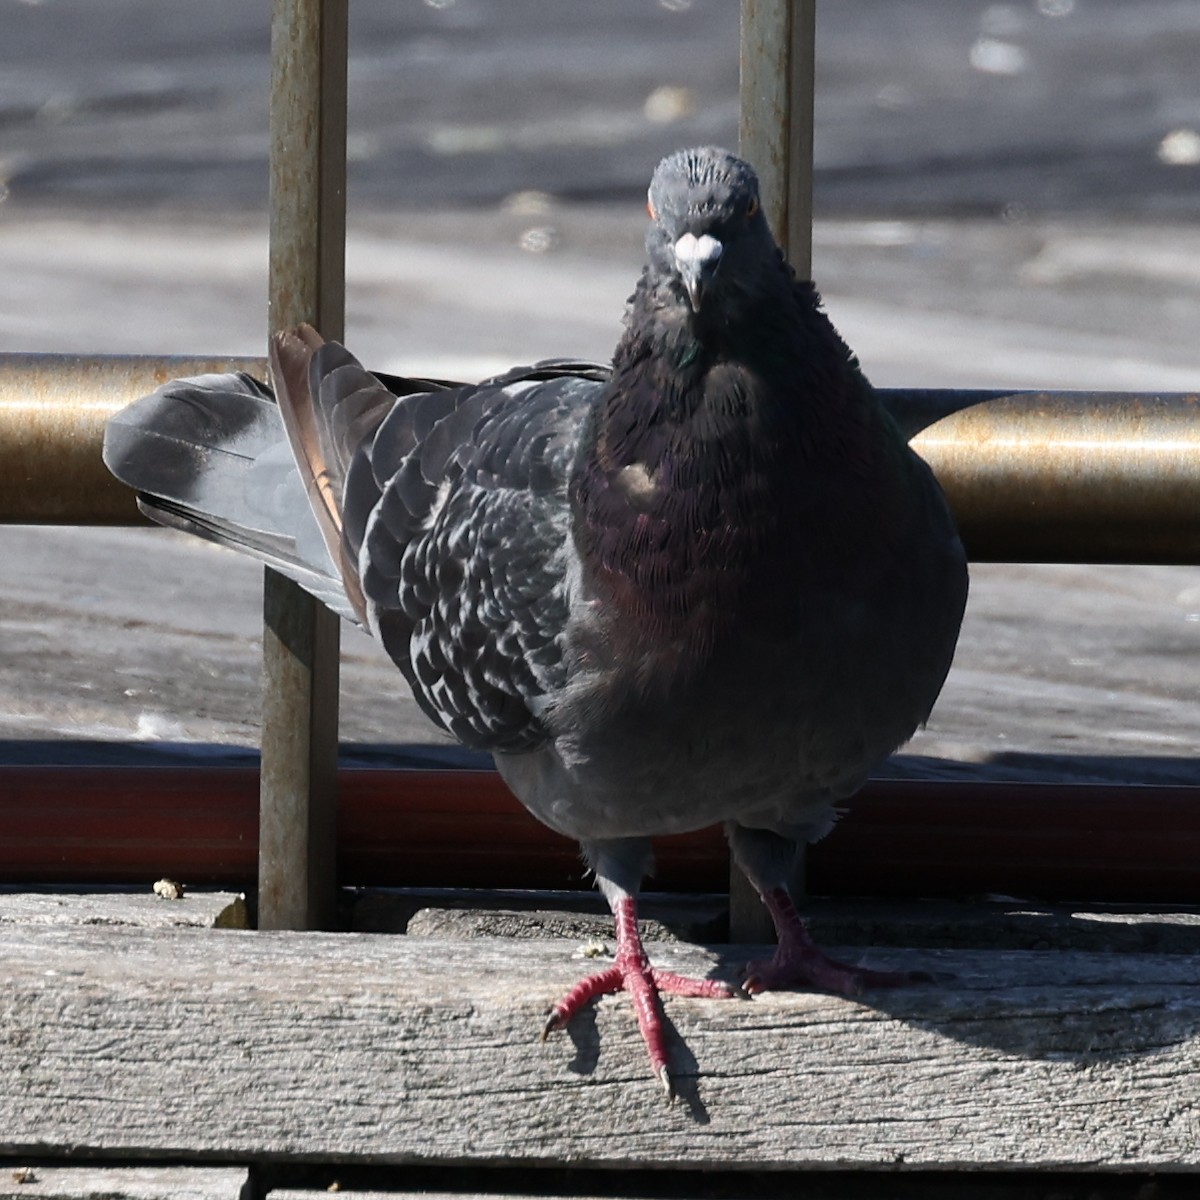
[259,0,348,931]
[732,0,816,944]
[739,0,815,277]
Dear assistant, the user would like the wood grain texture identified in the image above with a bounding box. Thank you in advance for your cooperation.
[0,890,247,930]
[4,924,1200,1170]
[389,891,1200,954]
[0,1166,249,1200]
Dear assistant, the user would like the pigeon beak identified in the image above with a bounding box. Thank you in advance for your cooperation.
[673,232,724,312]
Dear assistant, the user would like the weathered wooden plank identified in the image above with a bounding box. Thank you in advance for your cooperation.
[0,890,248,930]
[0,1165,249,1200]
[4,925,1200,1170]
[373,889,727,943]
[7,885,1200,954]
[368,889,1200,954]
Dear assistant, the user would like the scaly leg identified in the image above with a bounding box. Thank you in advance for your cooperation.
[729,822,926,996]
[543,893,737,1097]
[742,885,923,995]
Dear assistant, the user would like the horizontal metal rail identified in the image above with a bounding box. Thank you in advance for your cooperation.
[2,352,1198,564]
[4,764,1200,903]
[900,388,1200,564]
[0,353,263,525]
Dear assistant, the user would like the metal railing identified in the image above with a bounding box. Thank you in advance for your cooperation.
[6,358,1200,563]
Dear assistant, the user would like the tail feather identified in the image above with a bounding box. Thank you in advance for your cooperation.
[102,368,360,624]
[269,325,401,623]
[103,328,461,629]
[103,372,280,512]
[268,326,343,565]
[138,495,357,620]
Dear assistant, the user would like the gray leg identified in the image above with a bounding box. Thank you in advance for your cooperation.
[726,823,803,897]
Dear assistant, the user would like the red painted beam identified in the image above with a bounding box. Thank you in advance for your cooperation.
[3,767,1199,902]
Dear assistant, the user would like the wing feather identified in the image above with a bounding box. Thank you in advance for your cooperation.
[351,366,606,751]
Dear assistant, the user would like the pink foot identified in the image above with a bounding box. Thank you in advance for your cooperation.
[543,896,739,1096]
[743,888,928,997]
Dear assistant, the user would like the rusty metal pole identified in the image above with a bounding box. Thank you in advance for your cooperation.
[259,0,348,931]
[733,0,817,943]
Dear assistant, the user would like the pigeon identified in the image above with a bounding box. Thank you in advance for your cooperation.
[103,146,968,1097]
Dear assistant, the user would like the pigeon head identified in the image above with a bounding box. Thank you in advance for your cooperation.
[645,147,776,315]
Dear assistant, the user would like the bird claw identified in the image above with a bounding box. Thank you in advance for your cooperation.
[742,952,928,997]
[542,896,743,1090]
[540,1008,566,1042]
[741,887,940,997]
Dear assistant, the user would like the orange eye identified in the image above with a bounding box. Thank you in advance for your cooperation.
[746,195,760,218]
[647,198,657,220]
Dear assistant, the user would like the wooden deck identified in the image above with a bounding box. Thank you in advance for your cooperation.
[4,889,1200,1197]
